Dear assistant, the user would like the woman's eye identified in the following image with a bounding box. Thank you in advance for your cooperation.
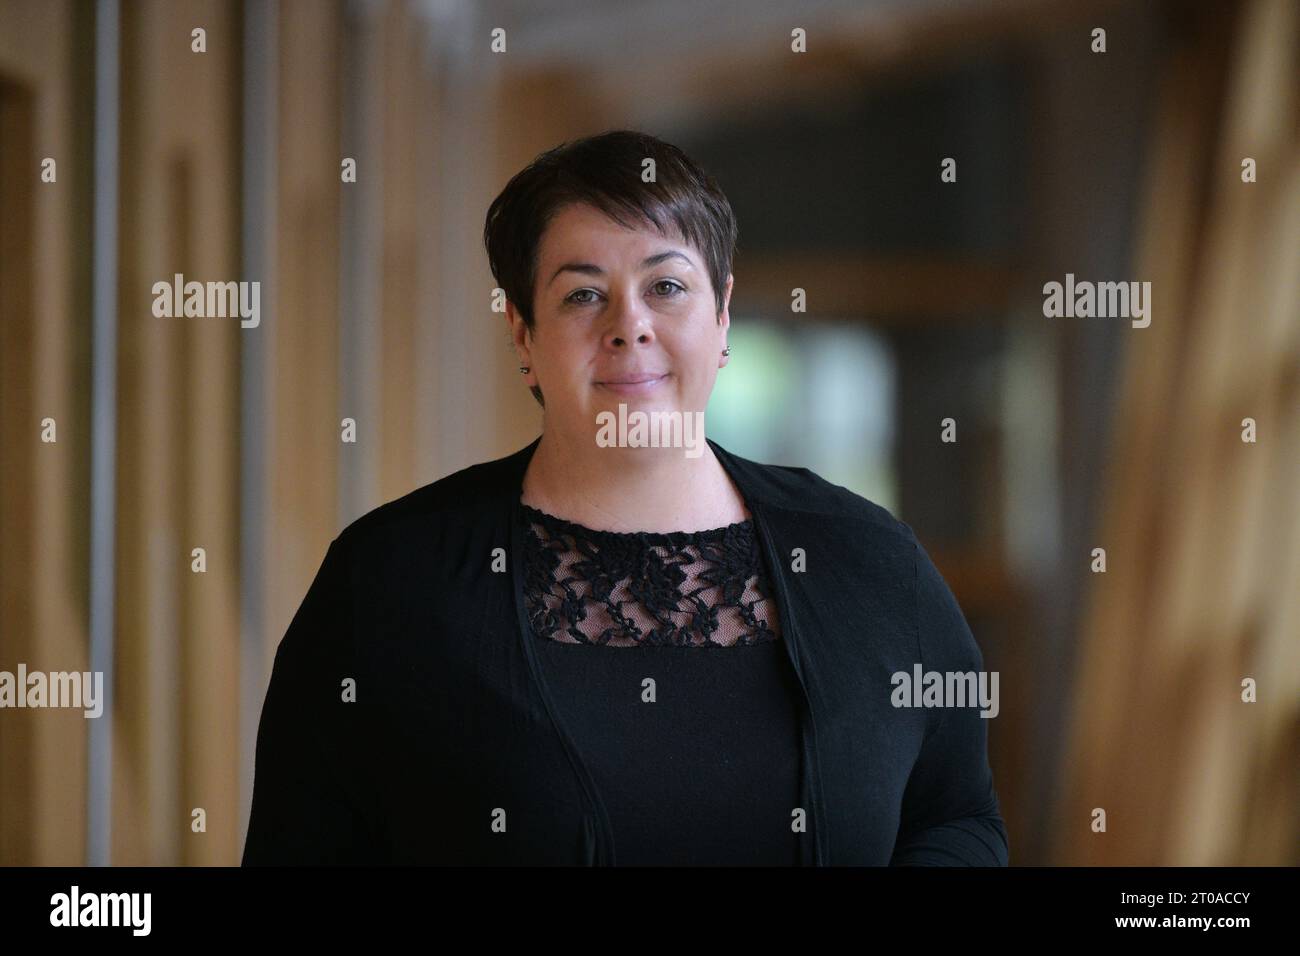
[567,289,599,305]
[652,280,685,297]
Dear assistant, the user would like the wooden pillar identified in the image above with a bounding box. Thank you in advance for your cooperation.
[1054,0,1299,865]
[114,0,241,865]
[0,0,89,866]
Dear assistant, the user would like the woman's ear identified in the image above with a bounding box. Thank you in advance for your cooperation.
[718,275,734,369]
[505,299,531,356]
[718,273,733,331]
[505,300,542,406]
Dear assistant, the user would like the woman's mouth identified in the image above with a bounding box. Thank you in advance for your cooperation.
[595,373,670,396]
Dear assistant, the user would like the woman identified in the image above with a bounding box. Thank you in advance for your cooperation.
[242,129,1009,866]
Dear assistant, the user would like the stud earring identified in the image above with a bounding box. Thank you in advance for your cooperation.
[721,346,731,356]
[519,366,530,373]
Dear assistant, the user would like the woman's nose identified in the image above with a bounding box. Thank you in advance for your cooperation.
[601,294,655,348]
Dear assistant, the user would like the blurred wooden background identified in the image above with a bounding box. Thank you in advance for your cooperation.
[1,0,1295,865]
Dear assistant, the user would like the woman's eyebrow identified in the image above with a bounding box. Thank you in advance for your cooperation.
[547,250,695,286]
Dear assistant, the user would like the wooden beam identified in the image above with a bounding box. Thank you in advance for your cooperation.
[733,252,1023,320]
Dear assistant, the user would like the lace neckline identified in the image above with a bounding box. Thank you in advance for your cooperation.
[518,501,754,546]
[518,497,780,647]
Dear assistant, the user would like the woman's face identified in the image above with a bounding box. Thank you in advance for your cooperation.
[509,202,732,441]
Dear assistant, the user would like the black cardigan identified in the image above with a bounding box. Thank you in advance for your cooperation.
[242,435,1010,866]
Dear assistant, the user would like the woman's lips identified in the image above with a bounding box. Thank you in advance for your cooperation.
[595,373,670,395]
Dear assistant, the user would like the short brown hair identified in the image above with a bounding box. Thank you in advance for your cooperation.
[484,129,739,407]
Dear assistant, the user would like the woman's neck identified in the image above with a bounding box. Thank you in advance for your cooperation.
[520,427,750,534]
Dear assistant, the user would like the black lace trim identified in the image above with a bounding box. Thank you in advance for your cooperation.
[520,502,781,647]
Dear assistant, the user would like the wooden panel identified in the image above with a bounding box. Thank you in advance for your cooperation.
[1054,0,1299,865]
[113,0,241,865]
[377,0,419,502]
[268,0,342,665]
[0,0,87,867]
[0,69,40,867]
[733,252,1023,320]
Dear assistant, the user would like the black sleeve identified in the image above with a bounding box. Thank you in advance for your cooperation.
[242,533,374,864]
[888,529,1010,866]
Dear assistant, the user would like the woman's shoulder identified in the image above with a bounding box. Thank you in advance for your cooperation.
[334,444,532,554]
[709,439,913,547]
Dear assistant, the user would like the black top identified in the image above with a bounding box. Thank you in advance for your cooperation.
[241,435,1010,865]
[520,503,803,865]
